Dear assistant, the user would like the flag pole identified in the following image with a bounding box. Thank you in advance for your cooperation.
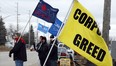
[43,0,74,66]
[17,15,32,43]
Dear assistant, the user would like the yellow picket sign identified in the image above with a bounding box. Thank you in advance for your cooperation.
[58,0,112,66]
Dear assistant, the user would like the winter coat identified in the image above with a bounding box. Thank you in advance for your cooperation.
[36,42,49,60]
[49,40,58,60]
[9,38,27,61]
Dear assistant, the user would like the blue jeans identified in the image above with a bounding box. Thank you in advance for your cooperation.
[15,60,24,66]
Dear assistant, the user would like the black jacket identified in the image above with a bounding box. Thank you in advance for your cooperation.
[9,40,27,61]
[36,42,49,66]
[36,42,49,59]
[49,40,58,60]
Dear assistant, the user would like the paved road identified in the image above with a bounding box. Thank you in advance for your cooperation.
[0,50,40,66]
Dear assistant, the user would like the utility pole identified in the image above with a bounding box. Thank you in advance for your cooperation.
[0,7,2,17]
[0,16,1,25]
[0,7,1,23]
[102,0,111,47]
[16,3,19,33]
[0,7,1,16]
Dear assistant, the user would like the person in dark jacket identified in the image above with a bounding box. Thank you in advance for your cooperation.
[9,33,27,66]
[36,36,43,52]
[36,36,49,66]
[48,35,58,66]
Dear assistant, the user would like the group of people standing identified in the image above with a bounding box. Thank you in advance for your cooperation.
[9,33,58,66]
[36,35,58,66]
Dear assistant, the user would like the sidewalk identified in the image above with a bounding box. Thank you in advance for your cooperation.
[0,50,40,66]
[29,63,38,66]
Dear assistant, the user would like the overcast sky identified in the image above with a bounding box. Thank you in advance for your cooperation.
[0,0,116,38]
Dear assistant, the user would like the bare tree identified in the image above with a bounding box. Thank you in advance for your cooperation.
[7,24,16,35]
[6,24,16,42]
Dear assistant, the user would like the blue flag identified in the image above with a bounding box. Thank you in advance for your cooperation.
[32,0,59,23]
[49,18,64,36]
[37,23,49,34]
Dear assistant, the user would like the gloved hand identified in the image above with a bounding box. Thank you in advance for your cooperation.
[9,52,12,57]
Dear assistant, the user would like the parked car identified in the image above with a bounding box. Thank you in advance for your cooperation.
[58,47,69,58]
[57,43,75,66]
[58,43,74,61]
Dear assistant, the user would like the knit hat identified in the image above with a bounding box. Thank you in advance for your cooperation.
[50,35,54,38]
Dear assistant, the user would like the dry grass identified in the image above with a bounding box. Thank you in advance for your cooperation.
[0,45,11,52]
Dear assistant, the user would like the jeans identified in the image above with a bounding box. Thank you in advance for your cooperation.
[15,60,24,66]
